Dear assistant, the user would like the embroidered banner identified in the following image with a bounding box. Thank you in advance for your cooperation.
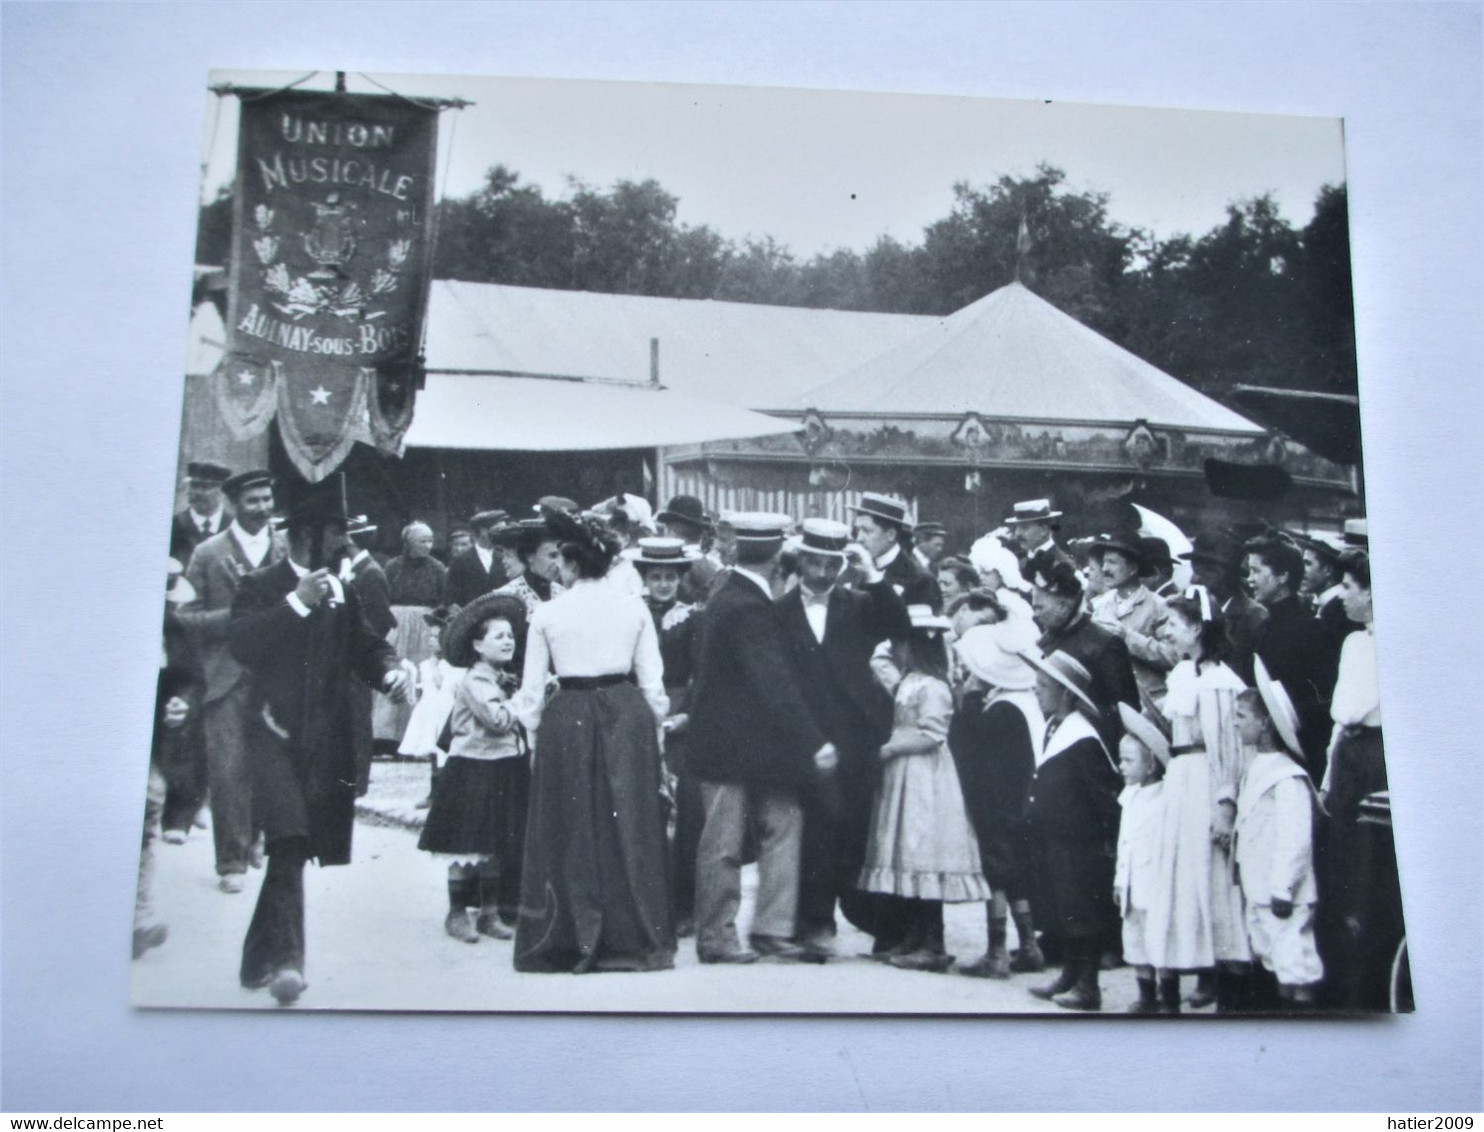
[216,89,438,481]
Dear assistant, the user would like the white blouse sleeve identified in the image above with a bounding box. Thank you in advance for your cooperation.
[513,610,553,732]
[632,602,670,721]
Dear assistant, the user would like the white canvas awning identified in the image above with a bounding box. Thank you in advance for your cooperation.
[403,373,800,452]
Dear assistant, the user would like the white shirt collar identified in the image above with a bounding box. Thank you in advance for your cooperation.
[732,565,773,599]
[875,543,901,569]
[475,544,494,570]
[189,505,224,530]
[230,520,272,566]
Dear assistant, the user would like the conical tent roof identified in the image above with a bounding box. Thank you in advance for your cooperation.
[792,281,1262,433]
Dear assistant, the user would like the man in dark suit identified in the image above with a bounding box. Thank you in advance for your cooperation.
[1180,531,1268,683]
[444,509,510,607]
[776,519,910,954]
[176,469,284,891]
[1005,498,1075,578]
[344,519,400,796]
[228,474,411,1006]
[849,492,943,612]
[688,513,839,964]
[656,494,720,605]
[1244,536,1341,782]
[169,461,233,563]
[1029,556,1140,749]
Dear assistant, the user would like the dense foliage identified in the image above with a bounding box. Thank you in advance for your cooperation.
[197,164,1357,400]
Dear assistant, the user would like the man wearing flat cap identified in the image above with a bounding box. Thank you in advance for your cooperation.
[228,473,412,1006]
[777,518,911,955]
[170,461,234,563]
[912,521,950,572]
[176,469,283,890]
[445,508,511,608]
[688,513,840,964]
[849,493,943,613]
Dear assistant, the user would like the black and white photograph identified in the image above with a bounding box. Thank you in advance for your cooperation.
[128,67,1410,1016]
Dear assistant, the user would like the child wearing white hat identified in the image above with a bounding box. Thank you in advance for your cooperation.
[1233,661,1324,1008]
[1114,703,1173,1013]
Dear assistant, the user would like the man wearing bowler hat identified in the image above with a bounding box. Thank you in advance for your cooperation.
[445,508,511,608]
[776,518,912,955]
[849,493,942,612]
[170,461,235,564]
[176,469,283,890]
[228,473,412,1005]
[688,513,840,964]
[656,494,720,604]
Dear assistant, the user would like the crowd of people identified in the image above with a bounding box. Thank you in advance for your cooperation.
[136,461,1399,1014]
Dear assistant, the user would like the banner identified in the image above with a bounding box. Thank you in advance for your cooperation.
[215,89,438,481]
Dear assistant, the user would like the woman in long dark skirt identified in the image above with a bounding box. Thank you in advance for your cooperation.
[511,508,675,973]
[417,593,530,943]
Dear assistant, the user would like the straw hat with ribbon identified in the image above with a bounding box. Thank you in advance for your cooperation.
[624,537,701,569]
[1021,648,1100,718]
[1117,702,1172,768]
[955,618,1039,691]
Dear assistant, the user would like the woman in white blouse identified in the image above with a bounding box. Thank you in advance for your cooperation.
[1317,548,1392,1008]
[510,507,675,973]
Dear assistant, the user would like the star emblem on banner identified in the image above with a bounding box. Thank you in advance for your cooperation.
[309,385,332,405]
[235,369,256,386]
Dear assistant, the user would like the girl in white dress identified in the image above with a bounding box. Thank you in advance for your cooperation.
[861,605,990,972]
[1148,587,1253,1011]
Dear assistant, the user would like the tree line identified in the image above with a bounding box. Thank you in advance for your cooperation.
[197,163,1357,402]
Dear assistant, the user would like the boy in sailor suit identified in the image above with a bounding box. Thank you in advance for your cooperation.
[1234,666,1324,1008]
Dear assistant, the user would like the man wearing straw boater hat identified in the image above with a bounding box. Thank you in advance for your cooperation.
[688,513,840,964]
[1004,498,1073,577]
[775,518,911,955]
[175,468,283,889]
[848,492,942,612]
[1020,649,1122,1012]
[227,473,413,1006]
[445,508,511,608]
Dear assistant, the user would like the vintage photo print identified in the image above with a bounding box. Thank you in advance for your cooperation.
[131,68,1406,1015]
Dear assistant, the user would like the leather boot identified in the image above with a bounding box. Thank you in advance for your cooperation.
[1029,960,1079,1000]
[1214,965,1249,1014]
[1129,975,1160,1014]
[476,867,513,940]
[1158,974,1182,1015]
[444,867,478,944]
[1053,951,1102,1011]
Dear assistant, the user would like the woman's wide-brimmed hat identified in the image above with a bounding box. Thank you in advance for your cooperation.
[1117,702,1172,768]
[625,537,701,569]
[847,492,914,530]
[442,592,528,669]
[1004,498,1063,527]
[1253,655,1304,759]
[654,494,712,531]
[1021,648,1100,718]
[955,618,1039,690]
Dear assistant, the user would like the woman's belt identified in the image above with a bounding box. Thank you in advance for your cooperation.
[558,673,634,691]
[1170,743,1206,758]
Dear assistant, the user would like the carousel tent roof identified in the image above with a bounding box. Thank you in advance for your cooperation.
[403,373,800,452]
[791,281,1263,434]
[423,281,931,409]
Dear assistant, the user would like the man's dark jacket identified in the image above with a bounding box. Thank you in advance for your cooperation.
[229,558,397,865]
[1038,609,1140,743]
[444,547,507,609]
[687,572,827,789]
[1254,593,1340,779]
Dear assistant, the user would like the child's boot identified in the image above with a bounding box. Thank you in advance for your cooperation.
[476,863,513,940]
[444,864,478,943]
[1158,973,1183,1015]
[1129,973,1160,1014]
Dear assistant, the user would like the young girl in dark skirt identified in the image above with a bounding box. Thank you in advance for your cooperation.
[418,592,530,944]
